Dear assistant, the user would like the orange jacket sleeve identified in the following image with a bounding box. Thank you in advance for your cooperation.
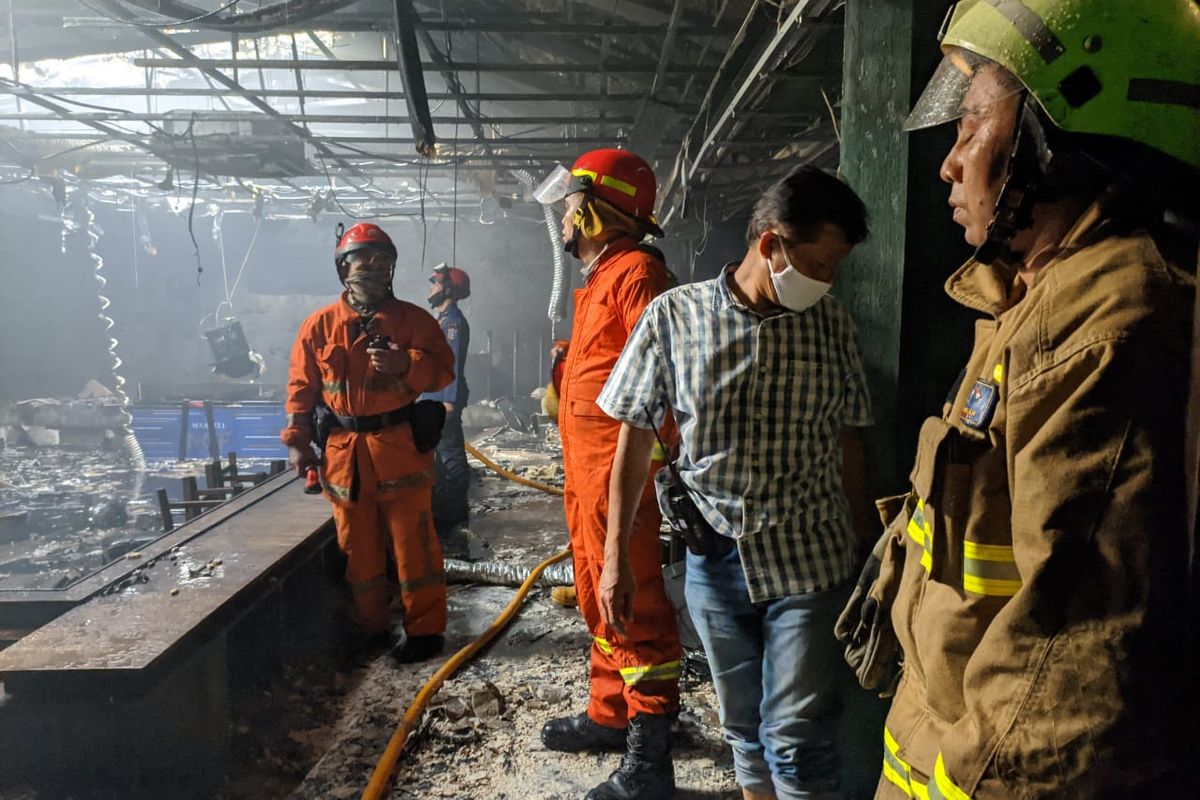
[281,320,322,448]
[404,306,456,395]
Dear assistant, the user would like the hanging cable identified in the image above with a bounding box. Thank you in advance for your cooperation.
[61,185,147,498]
[418,155,429,270]
[186,113,203,282]
[227,216,261,301]
[451,121,459,266]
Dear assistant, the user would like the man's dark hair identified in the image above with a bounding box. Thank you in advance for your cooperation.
[746,165,869,246]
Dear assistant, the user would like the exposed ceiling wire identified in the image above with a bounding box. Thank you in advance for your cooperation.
[187,113,204,281]
[818,85,840,143]
[76,0,242,29]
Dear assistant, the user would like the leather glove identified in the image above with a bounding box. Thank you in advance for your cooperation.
[835,522,905,693]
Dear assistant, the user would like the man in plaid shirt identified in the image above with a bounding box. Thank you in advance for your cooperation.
[597,166,878,800]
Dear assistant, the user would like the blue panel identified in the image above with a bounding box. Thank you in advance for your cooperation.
[130,403,288,461]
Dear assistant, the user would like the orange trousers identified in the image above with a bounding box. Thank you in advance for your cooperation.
[330,446,446,638]
[564,471,682,728]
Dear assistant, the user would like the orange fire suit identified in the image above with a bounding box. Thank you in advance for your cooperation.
[282,293,455,636]
[559,238,681,728]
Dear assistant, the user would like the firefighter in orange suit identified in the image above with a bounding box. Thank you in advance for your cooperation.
[534,149,681,800]
[282,222,455,663]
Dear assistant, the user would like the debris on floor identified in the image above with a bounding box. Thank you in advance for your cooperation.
[211,427,740,800]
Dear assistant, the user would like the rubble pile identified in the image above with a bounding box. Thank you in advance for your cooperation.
[0,446,160,590]
[0,446,273,591]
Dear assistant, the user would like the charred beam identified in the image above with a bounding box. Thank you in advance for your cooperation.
[391,0,436,156]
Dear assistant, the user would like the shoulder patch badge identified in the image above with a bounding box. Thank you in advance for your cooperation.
[961,379,999,430]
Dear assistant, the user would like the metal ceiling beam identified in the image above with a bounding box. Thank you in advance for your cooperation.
[130,57,719,75]
[392,0,436,155]
[0,112,640,126]
[0,77,163,155]
[60,17,736,36]
[660,0,841,225]
[0,87,659,103]
[0,131,636,148]
[88,0,362,177]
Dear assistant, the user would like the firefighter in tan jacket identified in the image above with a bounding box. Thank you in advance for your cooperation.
[835,1,1200,798]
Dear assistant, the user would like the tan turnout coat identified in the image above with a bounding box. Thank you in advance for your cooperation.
[876,201,1196,799]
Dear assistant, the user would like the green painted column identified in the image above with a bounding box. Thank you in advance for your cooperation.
[837,0,975,491]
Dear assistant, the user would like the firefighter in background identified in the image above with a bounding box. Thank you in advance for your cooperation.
[422,264,472,542]
[282,223,456,663]
[534,149,681,800]
[835,1,1200,797]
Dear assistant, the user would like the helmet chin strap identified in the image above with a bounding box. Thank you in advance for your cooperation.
[976,94,1047,265]
[563,227,582,259]
[427,288,448,308]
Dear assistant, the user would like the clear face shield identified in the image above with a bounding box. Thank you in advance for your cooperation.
[904,47,1025,132]
[532,164,588,207]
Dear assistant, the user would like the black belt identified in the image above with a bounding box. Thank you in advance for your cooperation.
[332,405,412,433]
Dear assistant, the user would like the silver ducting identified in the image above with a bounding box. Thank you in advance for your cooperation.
[444,557,574,588]
[511,169,568,334]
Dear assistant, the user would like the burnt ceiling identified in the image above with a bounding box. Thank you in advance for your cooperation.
[0,0,846,229]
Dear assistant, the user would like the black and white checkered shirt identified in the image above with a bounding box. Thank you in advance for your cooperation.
[597,265,872,602]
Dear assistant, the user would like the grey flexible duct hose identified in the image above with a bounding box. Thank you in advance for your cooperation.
[511,169,567,330]
[62,188,147,499]
[444,557,574,588]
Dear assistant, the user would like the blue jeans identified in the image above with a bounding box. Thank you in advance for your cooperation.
[686,547,850,800]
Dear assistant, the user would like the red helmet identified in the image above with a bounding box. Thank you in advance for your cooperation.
[334,222,397,266]
[430,264,471,300]
[534,149,663,236]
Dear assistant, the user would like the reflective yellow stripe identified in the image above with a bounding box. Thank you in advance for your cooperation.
[377,468,435,493]
[963,541,1014,561]
[651,442,668,462]
[962,574,1022,596]
[929,754,972,800]
[618,660,681,685]
[285,412,311,426]
[882,760,913,797]
[572,167,598,181]
[963,541,1022,597]
[906,500,933,574]
[598,173,638,197]
[397,572,444,593]
[883,727,907,763]
[322,379,347,394]
[349,574,388,595]
[884,727,932,799]
[992,363,1004,384]
[594,636,614,656]
[321,477,351,500]
[883,727,914,796]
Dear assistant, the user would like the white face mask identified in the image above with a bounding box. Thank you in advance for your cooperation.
[769,245,831,312]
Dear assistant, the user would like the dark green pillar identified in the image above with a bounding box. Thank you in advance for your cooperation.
[837,0,975,492]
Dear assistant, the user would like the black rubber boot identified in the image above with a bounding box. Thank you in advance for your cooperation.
[541,712,627,753]
[585,713,675,800]
[392,634,445,664]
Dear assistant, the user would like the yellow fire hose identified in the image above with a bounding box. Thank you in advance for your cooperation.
[464,441,565,497]
[361,441,568,800]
